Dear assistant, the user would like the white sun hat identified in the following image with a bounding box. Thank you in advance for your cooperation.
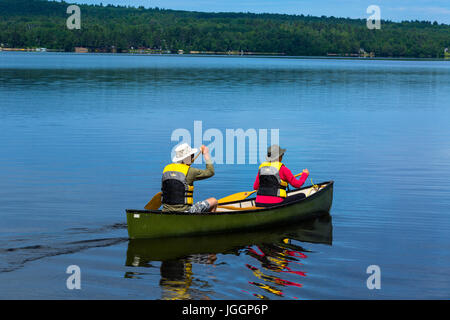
[172,143,199,163]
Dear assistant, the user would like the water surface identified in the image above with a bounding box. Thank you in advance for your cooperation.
[0,53,449,299]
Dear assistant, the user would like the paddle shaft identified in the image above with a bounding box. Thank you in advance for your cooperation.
[192,150,202,163]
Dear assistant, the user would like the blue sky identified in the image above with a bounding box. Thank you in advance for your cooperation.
[75,0,450,23]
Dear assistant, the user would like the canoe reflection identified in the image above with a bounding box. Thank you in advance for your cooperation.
[125,213,332,299]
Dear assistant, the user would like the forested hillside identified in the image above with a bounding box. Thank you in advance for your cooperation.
[0,0,449,57]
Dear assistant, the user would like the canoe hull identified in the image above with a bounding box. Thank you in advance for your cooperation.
[126,181,333,239]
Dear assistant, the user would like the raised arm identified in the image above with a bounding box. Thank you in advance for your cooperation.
[189,145,215,182]
[280,165,309,189]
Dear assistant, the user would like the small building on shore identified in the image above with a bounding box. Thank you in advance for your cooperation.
[75,47,89,53]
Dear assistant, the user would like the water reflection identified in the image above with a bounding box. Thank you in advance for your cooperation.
[159,260,194,300]
[125,214,332,299]
[245,241,308,298]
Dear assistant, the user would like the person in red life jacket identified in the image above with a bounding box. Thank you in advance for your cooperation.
[253,145,309,207]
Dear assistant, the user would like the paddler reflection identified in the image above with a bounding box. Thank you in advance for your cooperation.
[245,240,307,298]
[159,255,216,300]
[125,242,217,300]
[245,215,332,299]
[159,259,193,300]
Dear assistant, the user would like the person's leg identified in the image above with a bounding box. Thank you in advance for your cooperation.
[188,198,218,214]
[188,200,208,214]
[206,197,218,212]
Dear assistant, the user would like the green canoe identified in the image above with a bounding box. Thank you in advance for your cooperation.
[126,180,333,239]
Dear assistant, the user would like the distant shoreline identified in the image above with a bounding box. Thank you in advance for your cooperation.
[1,50,449,62]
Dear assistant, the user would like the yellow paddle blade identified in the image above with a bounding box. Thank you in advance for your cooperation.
[218,190,256,204]
[144,192,162,210]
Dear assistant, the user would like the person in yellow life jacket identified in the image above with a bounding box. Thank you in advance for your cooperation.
[162,143,218,213]
[253,145,309,207]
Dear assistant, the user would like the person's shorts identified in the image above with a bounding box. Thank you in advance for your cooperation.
[188,200,211,214]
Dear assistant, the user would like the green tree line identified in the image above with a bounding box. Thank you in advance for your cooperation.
[0,0,449,57]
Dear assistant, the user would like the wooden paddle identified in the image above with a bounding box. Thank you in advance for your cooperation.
[144,191,162,210]
[144,151,202,210]
[217,172,306,204]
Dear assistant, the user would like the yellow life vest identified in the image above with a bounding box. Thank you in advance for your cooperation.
[161,163,194,205]
[257,161,288,198]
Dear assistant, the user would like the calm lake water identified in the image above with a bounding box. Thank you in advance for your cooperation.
[0,52,449,299]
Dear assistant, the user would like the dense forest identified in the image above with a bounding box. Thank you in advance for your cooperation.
[0,0,449,57]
